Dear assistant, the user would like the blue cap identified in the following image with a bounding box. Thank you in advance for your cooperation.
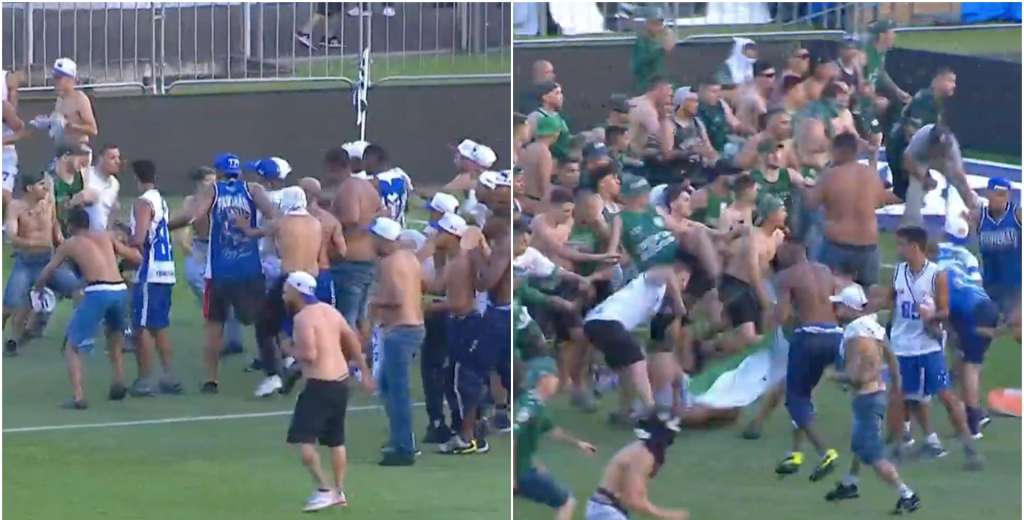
[214,153,242,176]
[244,157,292,181]
[987,177,1012,192]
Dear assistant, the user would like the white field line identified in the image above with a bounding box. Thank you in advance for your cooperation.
[3,402,424,434]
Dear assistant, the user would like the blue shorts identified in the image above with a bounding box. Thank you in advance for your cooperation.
[475,305,510,372]
[67,286,128,353]
[898,351,951,400]
[3,252,82,310]
[447,312,484,368]
[952,299,1000,364]
[785,326,842,428]
[516,467,571,508]
[132,282,173,330]
[316,270,336,306]
[851,391,887,465]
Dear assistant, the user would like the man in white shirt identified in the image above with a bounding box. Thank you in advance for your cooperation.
[81,144,122,231]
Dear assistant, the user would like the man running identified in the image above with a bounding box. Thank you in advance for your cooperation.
[2,169,79,356]
[126,160,181,396]
[35,207,141,409]
[585,417,689,520]
[282,271,374,512]
[368,218,426,466]
[771,241,842,481]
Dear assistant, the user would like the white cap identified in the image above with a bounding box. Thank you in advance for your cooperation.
[398,229,428,251]
[432,212,468,237]
[342,140,370,160]
[428,192,460,214]
[30,287,56,313]
[477,170,500,190]
[649,184,669,208]
[369,217,403,241]
[944,215,969,240]
[494,169,513,187]
[279,186,308,216]
[285,271,317,297]
[457,139,497,168]
[829,283,868,311]
[673,86,697,107]
[53,58,78,79]
[269,157,292,180]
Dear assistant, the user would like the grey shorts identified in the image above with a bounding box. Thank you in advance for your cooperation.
[820,239,880,287]
[585,500,629,520]
[851,391,887,465]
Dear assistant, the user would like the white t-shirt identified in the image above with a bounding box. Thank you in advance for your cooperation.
[585,272,667,331]
[85,167,120,231]
[513,247,558,278]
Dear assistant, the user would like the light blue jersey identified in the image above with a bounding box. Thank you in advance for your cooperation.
[207,179,262,281]
[936,242,990,317]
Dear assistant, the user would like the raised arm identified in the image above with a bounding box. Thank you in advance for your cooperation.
[249,183,278,220]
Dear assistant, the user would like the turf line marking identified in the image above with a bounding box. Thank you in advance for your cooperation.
[3,402,424,434]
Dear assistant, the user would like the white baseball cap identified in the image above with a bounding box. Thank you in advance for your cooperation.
[342,140,370,160]
[279,186,308,216]
[457,139,497,168]
[477,170,500,190]
[53,58,77,79]
[369,217,403,241]
[285,271,317,297]
[673,86,697,107]
[432,212,468,237]
[494,169,513,187]
[428,192,460,214]
[944,216,969,241]
[829,284,868,311]
[398,229,428,251]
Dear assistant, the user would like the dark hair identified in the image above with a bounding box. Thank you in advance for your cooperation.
[97,143,118,156]
[732,174,756,196]
[762,108,788,131]
[822,81,847,99]
[591,163,619,187]
[832,132,859,154]
[67,207,90,231]
[927,124,953,149]
[513,216,531,235]
[132,159,157,184]
[324,148,350,169]
[605,125,628,144]
[549,186,574,205]
[557,156,580,168]
[647,75,671,90]
[896,225,929,251]
[363,144,388,164]
[663,182,690,209]
[697,77,720,89]
[191,166,216,182]
[753,61,774,77]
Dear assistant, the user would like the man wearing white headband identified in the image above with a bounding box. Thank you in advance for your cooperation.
[282,270,374,512]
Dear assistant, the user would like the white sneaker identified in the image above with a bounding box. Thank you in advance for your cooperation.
[303,489,339,512]
[254,375,283,397]
[334,490,348,507]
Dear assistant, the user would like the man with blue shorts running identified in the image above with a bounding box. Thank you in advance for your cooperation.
[35,207,141,409]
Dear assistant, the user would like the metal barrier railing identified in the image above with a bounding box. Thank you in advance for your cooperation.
[2,2,511,95]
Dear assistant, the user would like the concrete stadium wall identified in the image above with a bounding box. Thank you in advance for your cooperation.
[516,39,1021,158]
[13,83,510,195]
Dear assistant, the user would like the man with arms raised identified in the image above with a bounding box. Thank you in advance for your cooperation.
[30,59,97,147]
[81,144,122,231]
[35,207,141,409]
[282,271,373,512]
[368,218,426,466]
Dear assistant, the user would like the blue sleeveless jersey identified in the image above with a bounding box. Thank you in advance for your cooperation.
[936,242,990,317]
[376,167,411,226]
[207,180,262,281]
[978,201,1022,289]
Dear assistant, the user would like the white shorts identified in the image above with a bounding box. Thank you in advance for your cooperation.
[2,150,17,192]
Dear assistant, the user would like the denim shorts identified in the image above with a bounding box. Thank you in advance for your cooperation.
[330,260,376,326]
[67,285,127,353]
[851,391,887,465]
[3,252,82,310]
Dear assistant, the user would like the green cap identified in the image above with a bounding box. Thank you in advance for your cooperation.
[20,169,47,187]
[535,115,562,137]
[868,19,896,35]
[619,173,651,198]
[526,357,558,388]
[755,194,785,226]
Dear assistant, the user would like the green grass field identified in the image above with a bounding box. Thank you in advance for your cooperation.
[1,197,510,520]
[515,234,1022,519]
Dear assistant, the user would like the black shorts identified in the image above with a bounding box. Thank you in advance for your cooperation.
[676,249,714,299]
[261,275,289,332]
[287,378,350,448]
[315,2,345,16]
[719,274,762,332]
[584,319,644,369]
[203,276,266,324]
[531,281,583,342]
[648,313,676,353]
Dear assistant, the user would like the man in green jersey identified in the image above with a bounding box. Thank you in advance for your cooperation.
[631,5,675,93]
[514,357,597,520]
[862,19,911,116]
[527,82,573,160]
[48,142,92,236]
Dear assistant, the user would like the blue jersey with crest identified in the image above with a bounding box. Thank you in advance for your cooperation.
[207,179,262,281]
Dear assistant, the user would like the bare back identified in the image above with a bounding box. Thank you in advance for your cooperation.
[276,214,321,274]
[376,249,425,327]
[294,303,351,381]
[529,213,574,269]
[443,252,478,317]
[598,442,654,501]
[310,205,346,268]
[846,336,885,395]
[66,231,124,282]
[819,163,883,246]
[779,261,839,325]
[627,96,659,154]
[333,176,381,262]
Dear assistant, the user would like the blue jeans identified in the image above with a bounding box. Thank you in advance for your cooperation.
[379,324,425,455]
[330,260,376,326]
[3,252,82,310]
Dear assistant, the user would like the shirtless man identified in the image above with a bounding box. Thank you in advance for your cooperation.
[476,210,514,429]
[423,139,496,201]
[29,59,97,147]
[770,241,842,482]
[236,186,322,397]
[627,77,674,161]
[281,271,373,512]
[328,148,383,333]
[299,177,347,307]
[3,69,26,214]
[734,109,798,171]
[2,170,80,356]
[809,133,900,287]
[585,417,689,520]
[520,116,561,215]
[718,175,759,232]
[735,61,775,132]
[35,207,142,409]
[823,303,921,514]
[368,217,426,466]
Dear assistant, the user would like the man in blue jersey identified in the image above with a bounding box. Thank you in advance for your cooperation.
[970,177,1021,321]
[932,219,1002,438]
[362,144,414,227]
[126,160,182,396]
[189,152,278,394]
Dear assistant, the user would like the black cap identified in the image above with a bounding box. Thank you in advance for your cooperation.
[582,141,610,162]
[535,81,559,97]
[606,93,631,113]
[753,61,774,77]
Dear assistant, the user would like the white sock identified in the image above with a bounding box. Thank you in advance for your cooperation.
[897,483,914,499]
[903,421,912,435]
[654,387,674,410]
[925,432,941,446]
[841,474,859,487]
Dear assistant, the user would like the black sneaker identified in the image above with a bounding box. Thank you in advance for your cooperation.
[61,398,88,410]
[295,31,314,49]
[200,381,219,394]
[378,450,416,466]
[108,383,128,401]
[475,438,490,454]
[4,339,17,357]
[893,493,921,514]
[825,482,859,501]
[492,411,512,433]
[279,366,303,395]
[423,423,453,444]
[244,358,263,373]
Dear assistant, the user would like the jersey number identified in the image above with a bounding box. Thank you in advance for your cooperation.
[900,301,920,320]
[152,221,173,262]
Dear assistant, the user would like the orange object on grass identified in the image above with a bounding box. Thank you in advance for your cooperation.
[987,388,1022,418]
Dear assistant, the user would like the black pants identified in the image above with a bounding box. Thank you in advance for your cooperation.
[256,277,287,377]
[421,310,454,428]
